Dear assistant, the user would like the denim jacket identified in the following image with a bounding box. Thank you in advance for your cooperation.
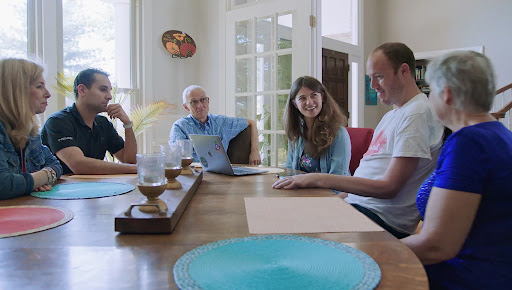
[0,120,63,200]
[286,126,351,176]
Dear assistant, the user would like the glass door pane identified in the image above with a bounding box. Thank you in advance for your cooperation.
[277,14,292,49]
[322,0,357,45]
[63,0,116,77]
[236,57,252,93]
[277,54,292,90]
[277,133,288,167]
[62,0,131,129]
[277,94,288,130]
[256,55,273,92]
[233,13,293,167]
[0,1,27,58]
[256,17,272,53]
[256,94,272,131]
[231,0,260,8]
[226,0,312,167]
[236,95,253,119]
[259,133,272,166]
[235,20,253,55]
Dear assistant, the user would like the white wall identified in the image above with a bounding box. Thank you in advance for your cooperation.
[363,0,512,129]
[363,0,391,129]
[197,0,225,116]
[141,0,222,151]
[379,0,512,90]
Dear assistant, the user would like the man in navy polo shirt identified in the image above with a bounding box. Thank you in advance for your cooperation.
[42,68,137,175]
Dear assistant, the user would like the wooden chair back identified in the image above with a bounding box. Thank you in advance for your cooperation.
[227,127,251,164]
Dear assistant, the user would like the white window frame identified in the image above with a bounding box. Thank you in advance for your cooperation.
[26,0,140,127]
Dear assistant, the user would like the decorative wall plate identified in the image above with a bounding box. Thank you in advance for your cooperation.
[162,30,196,58]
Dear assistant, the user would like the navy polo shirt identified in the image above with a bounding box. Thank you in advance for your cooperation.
[41,104,125,174]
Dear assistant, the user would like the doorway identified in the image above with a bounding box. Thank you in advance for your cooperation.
[322,48,349,119]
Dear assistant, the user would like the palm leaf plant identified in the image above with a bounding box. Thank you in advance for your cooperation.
[54,71,75,100]
[120,100,171,138]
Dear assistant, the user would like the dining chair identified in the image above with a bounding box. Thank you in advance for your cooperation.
[227,126,251,164]
[346,127,374,175]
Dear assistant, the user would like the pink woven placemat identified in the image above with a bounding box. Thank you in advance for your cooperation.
[0,205,73,238]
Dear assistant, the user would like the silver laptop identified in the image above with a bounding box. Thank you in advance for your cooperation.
[189,134,268,176]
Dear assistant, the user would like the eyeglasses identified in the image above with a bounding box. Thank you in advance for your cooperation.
[189,97,209,106]
[294,92,321,103]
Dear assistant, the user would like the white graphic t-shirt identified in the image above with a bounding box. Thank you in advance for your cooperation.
[345,93,444,234]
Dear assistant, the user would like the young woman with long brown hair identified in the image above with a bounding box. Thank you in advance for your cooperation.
[283,76,351,176]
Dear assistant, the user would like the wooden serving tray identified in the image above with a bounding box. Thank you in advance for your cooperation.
[115,171,203,234]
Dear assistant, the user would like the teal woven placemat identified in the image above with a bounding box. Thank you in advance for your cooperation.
[31,182,135,199]
[174,235,381,290]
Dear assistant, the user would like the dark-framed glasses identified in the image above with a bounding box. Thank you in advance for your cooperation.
[189,97,209,106]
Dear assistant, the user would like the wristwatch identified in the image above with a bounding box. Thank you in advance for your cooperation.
[123,122,134,129]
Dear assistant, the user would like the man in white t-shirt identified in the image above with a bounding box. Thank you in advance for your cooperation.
[273,42,444,238]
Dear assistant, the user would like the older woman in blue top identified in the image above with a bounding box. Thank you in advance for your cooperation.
[284,76,351,177]
[0,58,62,200]
[401,51,512,289]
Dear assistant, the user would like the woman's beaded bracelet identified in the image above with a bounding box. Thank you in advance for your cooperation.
[42,167,57,186]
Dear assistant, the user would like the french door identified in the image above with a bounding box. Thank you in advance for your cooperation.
[226,0,313,167]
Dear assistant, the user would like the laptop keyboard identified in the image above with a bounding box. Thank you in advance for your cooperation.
[232,167,261,175]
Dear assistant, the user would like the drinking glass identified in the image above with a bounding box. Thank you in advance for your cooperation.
[178,139,194,174]
[161,143,183,189]
[136,153,168,213]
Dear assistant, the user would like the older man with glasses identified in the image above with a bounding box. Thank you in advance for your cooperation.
[169,85,261,165]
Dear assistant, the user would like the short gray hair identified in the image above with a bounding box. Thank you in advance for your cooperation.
[426,51,495,112]
[182,85,204,104]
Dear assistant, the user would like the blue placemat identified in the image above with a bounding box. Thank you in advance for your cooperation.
[174,235,381,290]
[31,182,135,199]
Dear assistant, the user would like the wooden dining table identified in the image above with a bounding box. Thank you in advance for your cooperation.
[0,170,428,289]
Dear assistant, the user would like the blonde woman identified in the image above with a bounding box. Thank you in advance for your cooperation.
[283,76,351,176]
[0,58,62,199]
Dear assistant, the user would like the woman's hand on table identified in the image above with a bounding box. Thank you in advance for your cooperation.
[33,184,53,192]
[272,173,319,189]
